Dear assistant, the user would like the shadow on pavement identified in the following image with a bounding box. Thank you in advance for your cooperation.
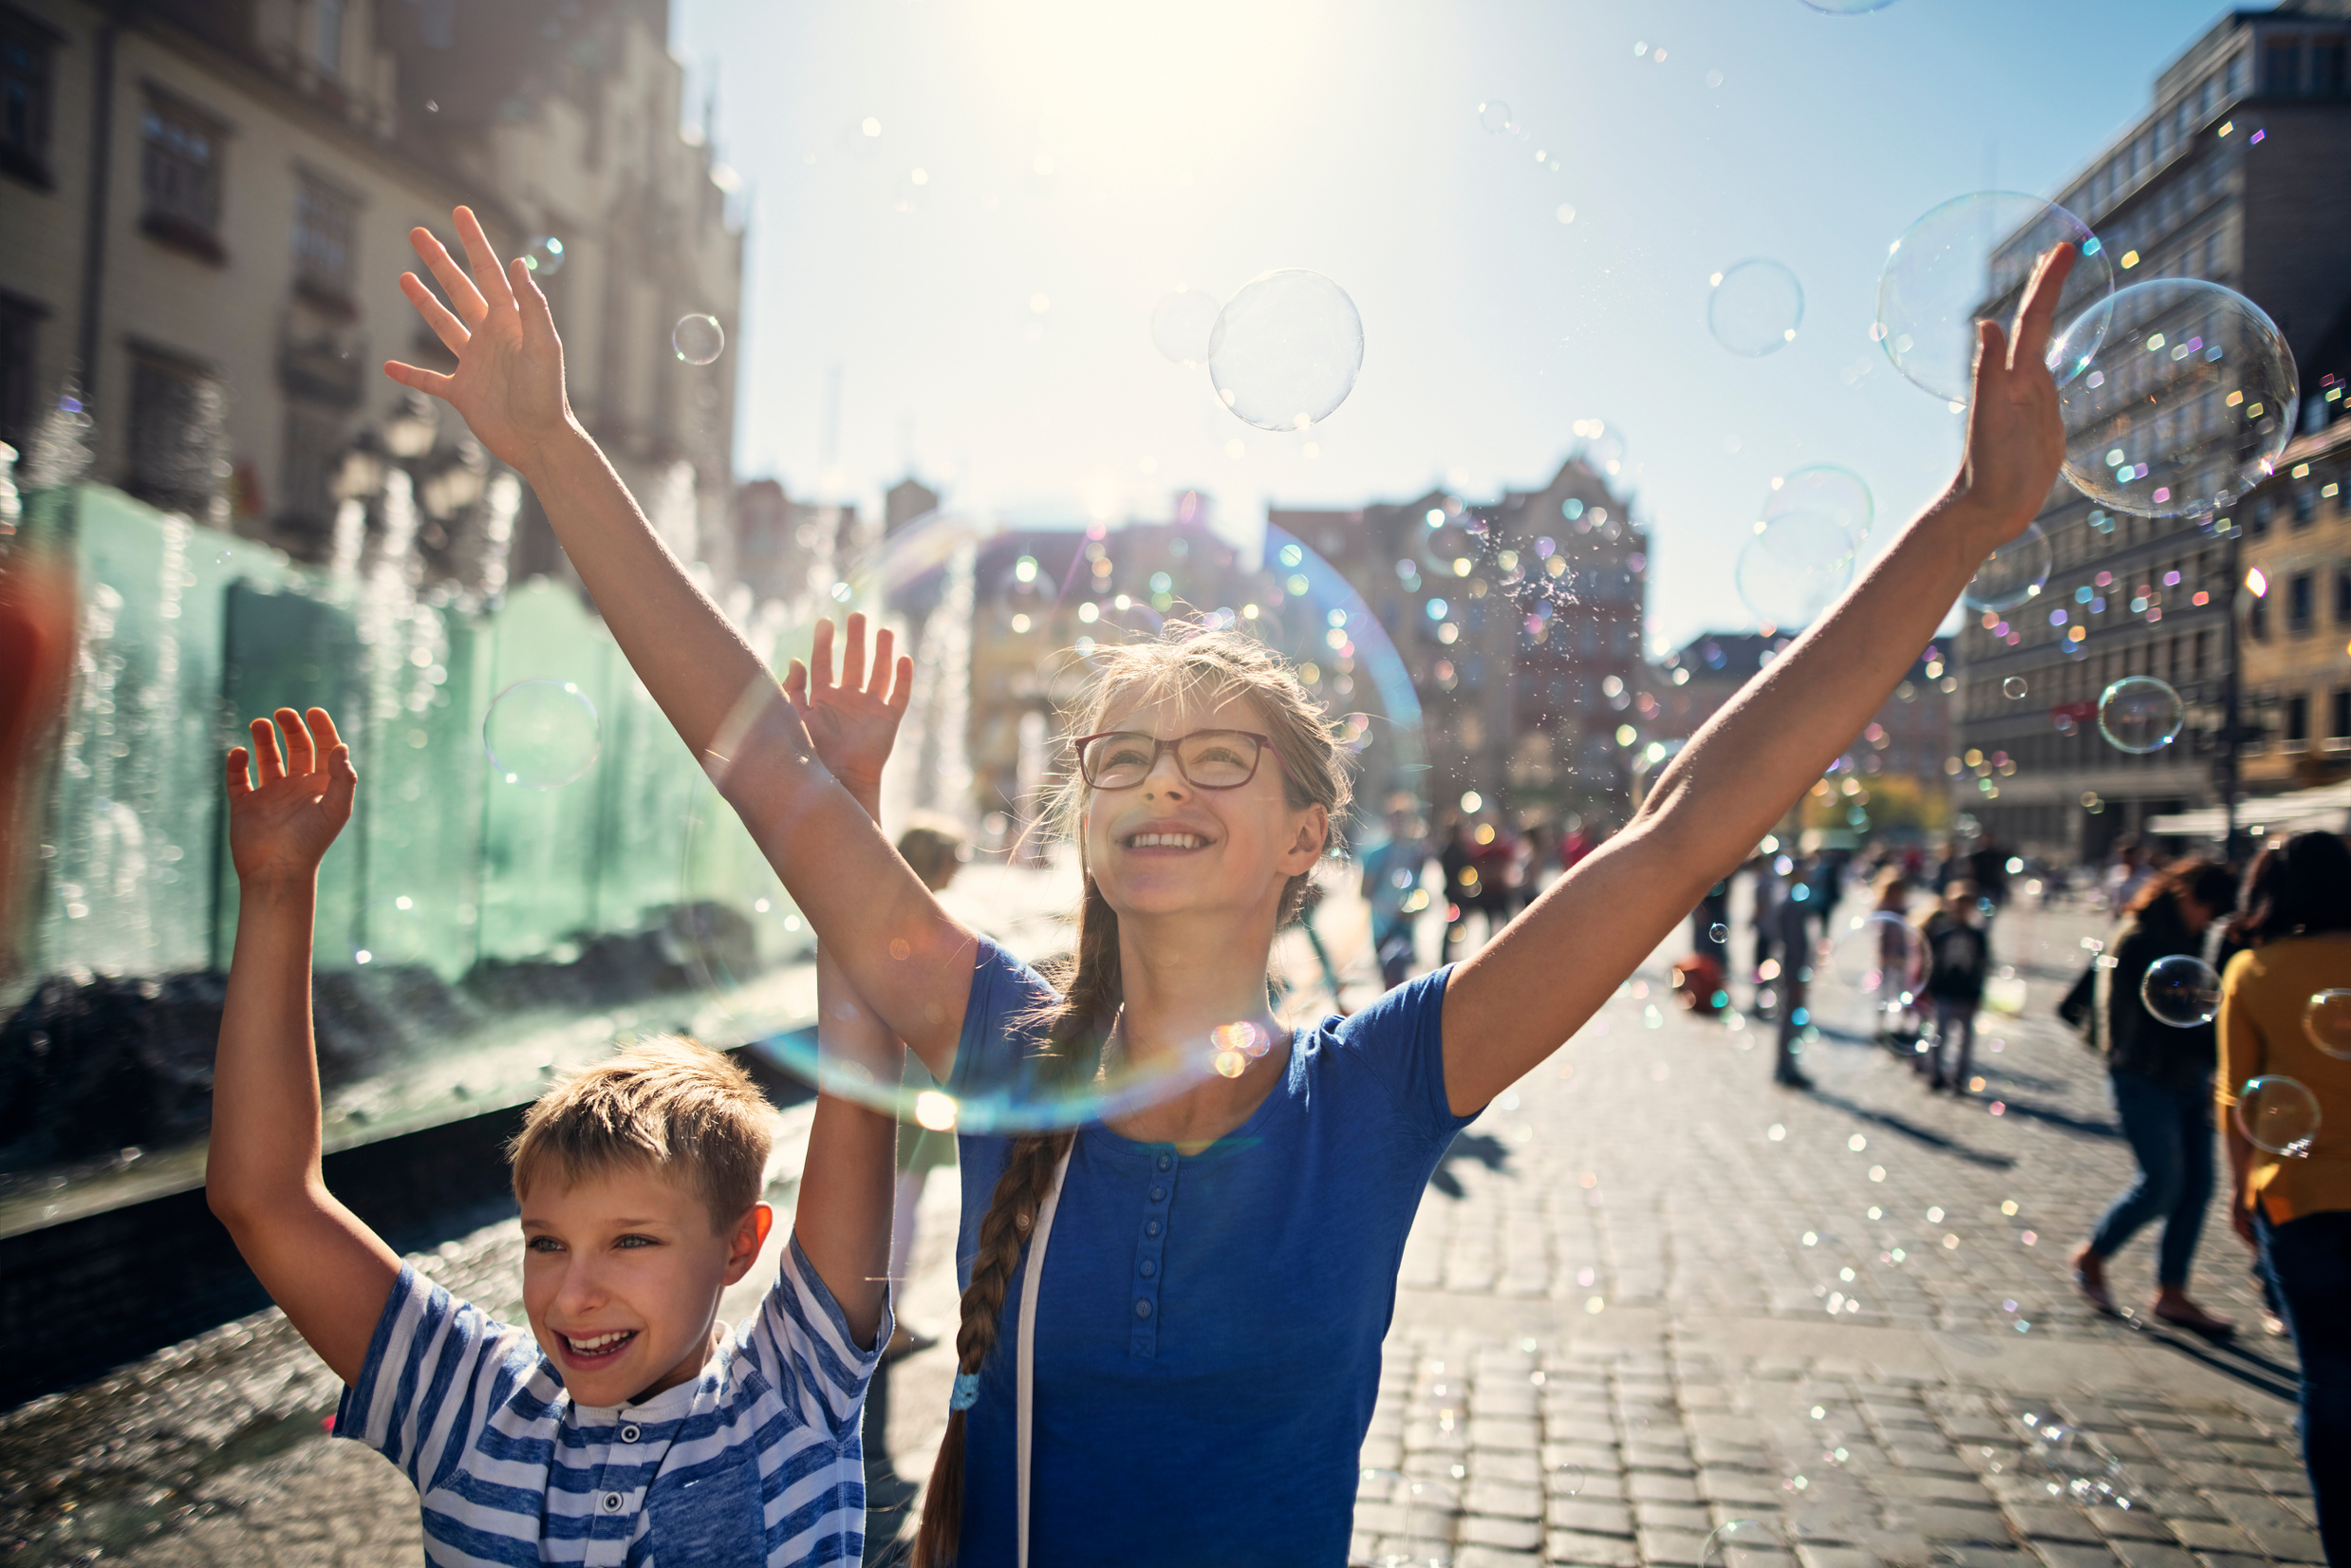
[1428,1131,1511,1199]
[2118,1312,2301,1404]
[1801,1088,2019,1169]
[1976,1095,2120,1141]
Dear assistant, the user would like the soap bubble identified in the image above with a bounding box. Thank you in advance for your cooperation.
[2236,1076,2320,1158]
[483,679,601,789]
[1735,511,1856,630]
[522,235,567,277]
[1832,910,1922,1017]
[1208,270,1364,431]
[2140,954,2219,1027]
[2003,677,2028,700]
[1961,520,2051,611]
[681,508,1426,1134]
[1877,192,2113,404]
[2304,990,2351,1059]
[672,313,725,365]
[1763,464,1874,541]
[2098,676,2184,754]
[1701,1519,1783,1568]
[1800,0,1900,11]
[1709,259,1804,357]
[1357,1469,1457,1568]
[351,893,427,968]
[1477,100,1513,133]
[1150,289,1221,366]
[2050,278,2298,518]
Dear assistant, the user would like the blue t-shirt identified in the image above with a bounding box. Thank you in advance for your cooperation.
[946,942,1472,1566]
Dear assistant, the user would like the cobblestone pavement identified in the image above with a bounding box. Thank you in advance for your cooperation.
[0,895,2322,1567]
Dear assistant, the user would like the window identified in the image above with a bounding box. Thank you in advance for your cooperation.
[2315,37,2347,95]
[2286,692,2309,745]
[292,174,355,300]
[2228,50,2249,97]
[313,0,345,75]
[2289,571,2315,633]
[140,91,224,257]
[2295,486,2319,526]
[0,291,36,452]
[2339,568,2351,623]
[2251,496,2273,535]
[2249,592,2269,639]
[125,347,220,511]
[0,8,55,185]
[280,401,343,535]
[2333,689,2351,740]
[2266,38,2304,93]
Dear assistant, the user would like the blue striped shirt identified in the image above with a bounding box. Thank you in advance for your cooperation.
[334,1234,886,1566]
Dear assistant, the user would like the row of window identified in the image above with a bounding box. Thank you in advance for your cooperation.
[2268,689,2351,746]
[2247,568,2351,640]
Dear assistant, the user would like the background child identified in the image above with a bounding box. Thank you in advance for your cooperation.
[1916,880,1989,1092]
[206,700,902,1566]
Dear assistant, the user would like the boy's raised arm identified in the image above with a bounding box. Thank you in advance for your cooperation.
[205,709,401,1387]
[383,209,972,1079]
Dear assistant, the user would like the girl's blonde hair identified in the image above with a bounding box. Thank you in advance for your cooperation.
[913,624,1352,1566]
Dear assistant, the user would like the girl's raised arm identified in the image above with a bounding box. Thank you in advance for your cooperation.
[1438,245,2080,1116]
[384,208,973,1076]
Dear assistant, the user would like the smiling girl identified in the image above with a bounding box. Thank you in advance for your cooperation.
[384,207,2077,1564]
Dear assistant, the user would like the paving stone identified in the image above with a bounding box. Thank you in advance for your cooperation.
[1545,1527,1642,1566]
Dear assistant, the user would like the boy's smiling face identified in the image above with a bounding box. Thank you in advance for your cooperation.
[519,1165,770,1408]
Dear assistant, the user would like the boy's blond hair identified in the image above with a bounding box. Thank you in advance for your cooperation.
[508,1036,771,1232]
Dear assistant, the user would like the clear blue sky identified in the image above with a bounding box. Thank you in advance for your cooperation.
[670,0,2233,650]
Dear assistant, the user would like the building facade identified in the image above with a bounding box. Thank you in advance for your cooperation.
[0,0,740,590]
[2238,401,2351,788]
[1951,0,2351,861]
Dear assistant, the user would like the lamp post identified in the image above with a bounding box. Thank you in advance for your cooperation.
[2218,518,2243,866]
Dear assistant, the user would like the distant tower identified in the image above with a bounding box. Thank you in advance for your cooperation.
[886,474,940,535]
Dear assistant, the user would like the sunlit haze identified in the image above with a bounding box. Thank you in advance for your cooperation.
[672,0,2224,649]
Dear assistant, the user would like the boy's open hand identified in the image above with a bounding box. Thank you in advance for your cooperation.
[384,207,571,474]
[227,708,356,887]
[1953,243,2077,540]
[782,615,913,803]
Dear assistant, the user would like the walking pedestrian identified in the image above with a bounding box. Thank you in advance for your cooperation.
[1915,881,1988,1092]
[1773,862,1818,1090]
[2216,831,2351,1563]
[2071,858,2240,1333]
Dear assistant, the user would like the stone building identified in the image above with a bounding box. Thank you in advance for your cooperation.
[2237,393,2351,789]
[1272,449,1649,829]
[1950,0,2351,861]
[0,0,740,589]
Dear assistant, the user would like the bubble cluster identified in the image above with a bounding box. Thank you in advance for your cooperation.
[1209,271,1365,431]
[2098,676,2185,755]
[2050,278,2299,517]
[2236,1076,2320,1158]
[1961,521,2051,612]
[2140,954,2219,1028]
[1877,193,2113,404]
[1708,259,1804,357]
[483,679,602,789]
[672,313,725,365]
[1149,289,1221,366]
[1736,511,1855,630]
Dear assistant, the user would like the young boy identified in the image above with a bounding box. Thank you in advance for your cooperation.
[207,650,912,1564]
[1916,880,1990,1093]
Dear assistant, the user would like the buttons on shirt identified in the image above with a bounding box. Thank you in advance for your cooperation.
[1133,1299,1152,1319]
[1145,1219,1161,1237]
[602,1492,623,1512]
[619,1424,641,1444]
[1139,1259,1157,1278]
[1150,1185,1166,1203]
[1156,1153,1173,1171]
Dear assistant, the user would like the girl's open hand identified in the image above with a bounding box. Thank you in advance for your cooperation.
[1952,243,2078,540]
[227,708,356,887]
[782,615,913,802]
[384,207,572,474]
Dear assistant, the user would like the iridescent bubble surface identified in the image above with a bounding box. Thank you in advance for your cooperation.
[483,679,601,789]
[2098,676,2184,755]
[1477,100,1513,133]
[1208,270,1365,432]
[672,313,726,365]
[1709,259,1804,357]
[1763,464,1874,541]
[2050,278,2299,517]
[1149,289,1221,366]
[1831,911,1922,1007]
[523,235,567,277]
[1877,192,2112,404]
[2237,1075,2321,1158]
[2305,990,2351,1060]
[1799,0,1900,11]
[2140,954,2219,1028]
[1961,521,2051,611]
[1734,511,1855,630]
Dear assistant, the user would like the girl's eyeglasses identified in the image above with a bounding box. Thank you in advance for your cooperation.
[1072,730,1288,791]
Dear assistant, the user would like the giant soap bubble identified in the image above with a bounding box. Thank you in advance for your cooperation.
[1878,193,2113,404]
[484,679,601,789]
[2049,278,2298,518]
[1764,464,1874,541]
[676,507,1426,1133]
[1209,270,1365,431]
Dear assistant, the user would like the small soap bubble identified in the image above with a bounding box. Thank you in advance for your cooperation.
[2050,278,2297,519]
[351,893,427,968]
[1763,464,1873,540]
[523,235,567,277]
[2304,990,2351,1059]
[1554,1463,1584,1497]
[1735,510,1856,630]
[1961,520,2052,611]
[2140,954,2219,1027]
[1208,270,1364,432]
[2003,677,2027,699]
[1709,259,1803,357]
[1709,923,1729,943]
[2098,676,2184,754]
[483,679,601,789]
[672,313,725,365]
[1149,289,1221,366]
[1477,99,1513,133]
[1701,1519,1782,1568]
[2236,1075,2320,1158]
[1878,192,2112,404]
